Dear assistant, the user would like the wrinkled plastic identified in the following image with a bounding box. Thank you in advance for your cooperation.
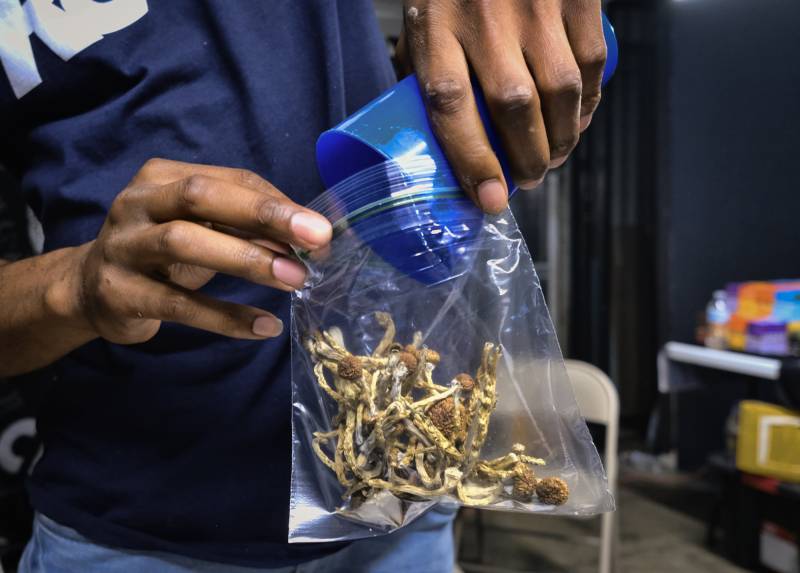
[302,156,481,285]
[288,159,613,544]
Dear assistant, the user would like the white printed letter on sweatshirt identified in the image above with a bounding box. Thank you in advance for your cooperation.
[0,0,148,99]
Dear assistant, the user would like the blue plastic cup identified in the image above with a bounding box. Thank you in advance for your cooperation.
[314,13,618,284]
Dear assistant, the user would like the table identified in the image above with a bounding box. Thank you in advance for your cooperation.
[656,342,800,470]
[707,453,800,571]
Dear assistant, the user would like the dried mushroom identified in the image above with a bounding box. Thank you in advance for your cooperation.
[535,477,570,506]
[512,464,538,502]
[337,355,362,380]
[304,312,570,508]
[428,397,458,438]
[455,373,475,392]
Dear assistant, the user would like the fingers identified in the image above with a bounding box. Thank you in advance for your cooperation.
[522,3,583,168]
[123,275,284,339]
[127,222,307,291]
[141,175,331,250]
[133,159,280,198]
[250,238,291,256]
[461,17,550,190]
[403,6,507,214]
[210,224,292,255]
[563,0,607,131]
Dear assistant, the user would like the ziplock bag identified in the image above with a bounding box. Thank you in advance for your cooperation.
[288,157,614,543]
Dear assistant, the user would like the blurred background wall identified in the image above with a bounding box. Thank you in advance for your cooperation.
[658,0,800,344]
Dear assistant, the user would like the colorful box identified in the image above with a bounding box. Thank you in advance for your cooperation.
[718,280,800,356]
[746,320,789,356]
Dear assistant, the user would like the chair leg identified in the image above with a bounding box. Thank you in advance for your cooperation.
[599,511,614,573]
[613,510,621,572]
[475,509,485,564]
[453,509,464,561]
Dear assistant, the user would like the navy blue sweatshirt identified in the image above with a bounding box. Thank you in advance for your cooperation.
[0,1,394,566]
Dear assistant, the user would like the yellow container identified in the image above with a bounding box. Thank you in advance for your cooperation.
[737,400,800,482]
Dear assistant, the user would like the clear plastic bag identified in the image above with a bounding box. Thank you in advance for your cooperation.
[288,158,613,543]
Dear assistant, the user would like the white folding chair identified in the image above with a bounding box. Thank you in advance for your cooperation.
[564,359,620,573]
[456,360,620,573]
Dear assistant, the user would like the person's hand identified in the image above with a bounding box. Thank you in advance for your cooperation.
[395,0,607,213]
[69,159,331,345]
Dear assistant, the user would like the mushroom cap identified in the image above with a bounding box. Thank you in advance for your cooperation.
[403,344,418,356]
[398,351,418,372]
[337,355,363,380]
[536,477,569,505]
[428,397,457,437]
[455,373,475,392]
[512,464,537,502]
[424,349,441,365]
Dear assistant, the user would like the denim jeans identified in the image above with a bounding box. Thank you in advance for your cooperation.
[19,506,457,573]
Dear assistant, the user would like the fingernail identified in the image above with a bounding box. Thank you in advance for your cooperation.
[290,212,332,247]
[272,257,307,289]
[517,177,544,191]
[549,155,568,169]
[253,316,283,337]
[580,114,593,132]
[477,179,508,214]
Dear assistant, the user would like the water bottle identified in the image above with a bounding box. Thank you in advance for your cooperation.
[705,290,731,349]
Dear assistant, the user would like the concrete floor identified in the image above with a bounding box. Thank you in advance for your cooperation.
[455,487,747,573]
